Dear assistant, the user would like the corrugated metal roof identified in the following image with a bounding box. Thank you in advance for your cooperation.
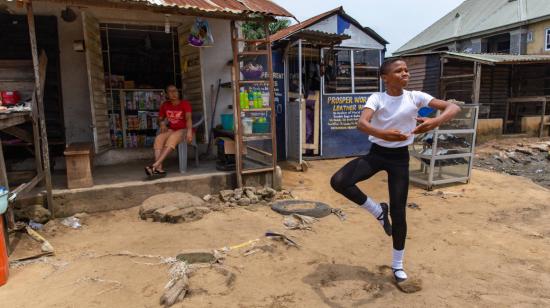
[443,52,550,64]
[395,0,550,55]
[21,0,294,18]
[269,6,342,41]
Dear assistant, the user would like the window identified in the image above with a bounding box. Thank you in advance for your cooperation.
[323,48,381,94]
[324,49,352,93]
[353,49,380,92]
[546,28,550,51]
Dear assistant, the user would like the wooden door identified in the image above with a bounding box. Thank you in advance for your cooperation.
[82,11,110,153]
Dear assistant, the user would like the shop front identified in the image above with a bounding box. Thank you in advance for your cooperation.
[1,0,293,193]
[270,7,388,166]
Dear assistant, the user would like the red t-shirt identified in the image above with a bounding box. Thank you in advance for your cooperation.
[159,100,192,130]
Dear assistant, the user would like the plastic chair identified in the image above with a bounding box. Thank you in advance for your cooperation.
[178,115,205,173]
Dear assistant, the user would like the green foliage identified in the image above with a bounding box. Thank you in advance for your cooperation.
[242,18,291,40]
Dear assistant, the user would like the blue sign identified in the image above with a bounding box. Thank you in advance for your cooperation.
[321,94,372,158]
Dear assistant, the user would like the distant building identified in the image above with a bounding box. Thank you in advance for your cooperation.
[394,0,550,56]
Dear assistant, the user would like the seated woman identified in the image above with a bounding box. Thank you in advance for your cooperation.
[145,85,192,177]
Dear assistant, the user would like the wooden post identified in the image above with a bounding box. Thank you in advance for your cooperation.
[230,21,243,187]
[264,20,277,185]
[26,1,55,217]
[540,97,547,138]
[473,62,482,104]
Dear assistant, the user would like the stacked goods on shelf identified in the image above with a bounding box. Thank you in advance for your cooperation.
[239,86,270,110]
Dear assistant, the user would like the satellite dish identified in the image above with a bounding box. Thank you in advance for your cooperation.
[61,7,77,23]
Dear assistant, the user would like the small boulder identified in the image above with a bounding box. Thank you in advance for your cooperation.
[14,204,51,224]
[140,193,205,219]
[238,197,251,206]
[245,189,256,200]
[219,190,235,202]
[244,187,256,194]
[234,188,243,199]
[203,194,213,202]
[153,205,179,222]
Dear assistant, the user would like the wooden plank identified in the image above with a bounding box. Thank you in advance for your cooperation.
[3,126,33,143]
[241,167,274,175]
[27,3,54,217]
[0,114,28,130]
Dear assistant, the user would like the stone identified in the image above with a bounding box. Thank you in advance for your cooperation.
[166,207,211,223]
[244,187,256,194]
[265,187,277,198]
[234,188,243,200]
[245,189,256,200]
[203,194,213,202]
[74,212,90,224]
[238,197,251,206]
[220,190,235,202]
[516,148,534,156]
[153,205,179,222]
[250,195,259,204]
[14,204,51,224]
[230,197,237,203]
[140,193,205,219]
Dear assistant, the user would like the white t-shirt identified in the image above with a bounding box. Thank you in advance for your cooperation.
[364,90,434,148]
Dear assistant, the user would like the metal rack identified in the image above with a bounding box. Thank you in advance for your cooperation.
[409,105,479,190]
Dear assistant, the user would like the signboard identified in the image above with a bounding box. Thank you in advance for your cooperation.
[272,49,286,160]
[321,94,372,158]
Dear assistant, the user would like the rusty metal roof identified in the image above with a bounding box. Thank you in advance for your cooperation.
[23,0,294,18]
[269,6,342,41]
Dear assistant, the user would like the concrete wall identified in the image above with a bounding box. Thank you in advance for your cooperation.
[476,118,503,144]
[521,115,550,137]
[527,20,550,55]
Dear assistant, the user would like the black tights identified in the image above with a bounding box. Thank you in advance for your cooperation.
[331,143,410,250]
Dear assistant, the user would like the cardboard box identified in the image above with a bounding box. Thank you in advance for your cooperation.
[218,137,246,155]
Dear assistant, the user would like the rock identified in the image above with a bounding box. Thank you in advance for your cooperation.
[153,205,179,222]
[229,197,236,203]
[245,189,256,200]
[140,193,205,219]
[14,204,51,224]
[238,197,251,206]
[166,207,211,223]
[220,190,235,202]
[516,148,534,155]
[250,195,259,204]
[203,194,213,202]
[244,187,256,194]
[234,188,243,200]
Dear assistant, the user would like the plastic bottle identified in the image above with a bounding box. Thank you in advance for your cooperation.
[248,89,254,109]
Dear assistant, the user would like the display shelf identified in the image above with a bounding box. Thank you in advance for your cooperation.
[409,104,479,190]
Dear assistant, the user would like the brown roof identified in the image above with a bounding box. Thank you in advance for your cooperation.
[27,0,294,18]
[269,6,342,41]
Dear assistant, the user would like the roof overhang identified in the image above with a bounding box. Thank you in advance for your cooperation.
[14,0,295,21]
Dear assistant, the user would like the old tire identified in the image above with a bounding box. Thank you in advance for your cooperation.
[271,200,332,218]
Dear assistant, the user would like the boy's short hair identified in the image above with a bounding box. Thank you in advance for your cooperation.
[380,58,406,76]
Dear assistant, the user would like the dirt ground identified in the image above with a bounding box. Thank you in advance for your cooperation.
[1,159,550,308]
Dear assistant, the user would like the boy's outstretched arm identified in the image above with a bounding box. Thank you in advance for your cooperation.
[412,99,461,134]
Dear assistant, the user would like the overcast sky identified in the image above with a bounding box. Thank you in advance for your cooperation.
[272,0,465,55]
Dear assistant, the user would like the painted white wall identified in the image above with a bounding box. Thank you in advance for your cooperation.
[200,18,234,130]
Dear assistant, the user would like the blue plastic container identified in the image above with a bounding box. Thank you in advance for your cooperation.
[418,107,435,117]
[252,122,270,134]
[220,114,234,131]
[0,187,8,215]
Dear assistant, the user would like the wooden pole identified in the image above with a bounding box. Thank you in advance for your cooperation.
[26,1,55,217]
[264,20,277,185]
[230,21,243,187]
[472,62,482,104]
